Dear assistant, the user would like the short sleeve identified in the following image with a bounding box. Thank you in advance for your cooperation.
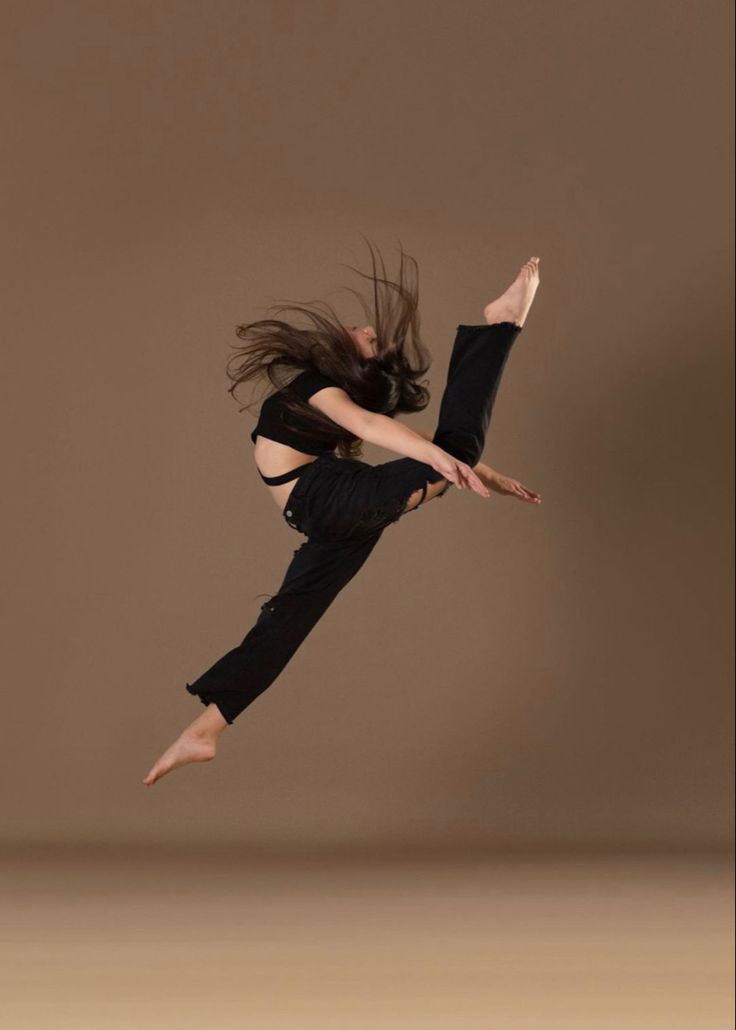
[289,369,340,402]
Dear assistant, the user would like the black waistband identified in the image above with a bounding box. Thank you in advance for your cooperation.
[257,460,317,486]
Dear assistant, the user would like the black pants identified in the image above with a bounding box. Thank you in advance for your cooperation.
[186,321,522,723]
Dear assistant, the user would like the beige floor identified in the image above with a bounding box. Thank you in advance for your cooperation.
[1,847,733,1029]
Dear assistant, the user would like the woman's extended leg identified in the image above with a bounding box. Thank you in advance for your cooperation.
[143,530,385,783]
[184,531,384,723]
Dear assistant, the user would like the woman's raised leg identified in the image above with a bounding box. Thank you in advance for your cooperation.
[350,255,541,525]
[343,319,524,529]
[430,319,522,468]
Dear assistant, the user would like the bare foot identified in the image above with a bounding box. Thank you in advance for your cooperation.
[142,704,228,786]
[483,256,540,328]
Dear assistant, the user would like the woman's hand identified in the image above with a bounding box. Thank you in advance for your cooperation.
[424,445,490,498]
[476,463,541,504]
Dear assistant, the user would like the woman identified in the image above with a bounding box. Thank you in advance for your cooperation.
[143,241,541,786]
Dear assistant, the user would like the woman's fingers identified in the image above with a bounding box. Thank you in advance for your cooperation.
[474,472,491,497]
[460,463,490,497]
[517,480,541,502]
[435,455,491,497]
[511,480,541,503]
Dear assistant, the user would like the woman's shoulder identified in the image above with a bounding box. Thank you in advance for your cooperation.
[287,367,341,400]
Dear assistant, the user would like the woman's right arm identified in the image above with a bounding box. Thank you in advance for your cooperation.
[310,389,489,496]
[361,412,437,462]
[363,412,489,495]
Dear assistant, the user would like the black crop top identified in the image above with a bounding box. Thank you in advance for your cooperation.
[250,368,341,455]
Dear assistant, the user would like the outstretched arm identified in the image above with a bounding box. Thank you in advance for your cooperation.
[308,388,489,496]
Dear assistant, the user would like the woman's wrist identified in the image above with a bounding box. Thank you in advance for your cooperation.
[473,462,494,487]
[418,439,444,465]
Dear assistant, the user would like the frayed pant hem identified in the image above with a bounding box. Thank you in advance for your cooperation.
[185,683,236,725]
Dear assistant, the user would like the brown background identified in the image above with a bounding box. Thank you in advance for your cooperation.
[1,0,732,851]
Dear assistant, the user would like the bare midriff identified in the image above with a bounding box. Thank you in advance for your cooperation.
[253,436,320,513]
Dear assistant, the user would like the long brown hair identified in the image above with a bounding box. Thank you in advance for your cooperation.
[226,236,434,459]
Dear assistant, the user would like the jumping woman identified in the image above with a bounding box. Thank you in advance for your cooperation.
[143,241,541,786]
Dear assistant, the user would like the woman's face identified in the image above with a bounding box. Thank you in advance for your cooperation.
[346,324,378,360]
